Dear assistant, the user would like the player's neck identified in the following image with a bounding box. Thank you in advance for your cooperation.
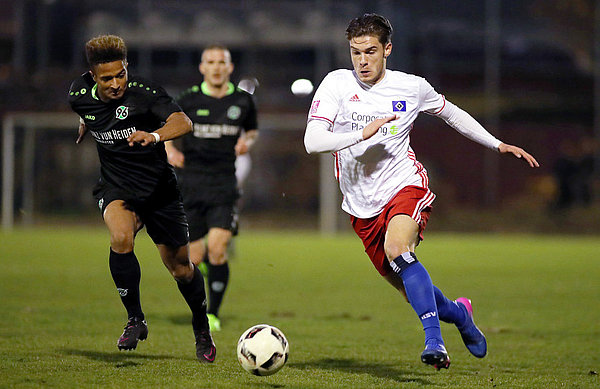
[202,81,233,98]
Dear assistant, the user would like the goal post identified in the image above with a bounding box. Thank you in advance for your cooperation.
[2,111,342,233]
[2,112,80,229]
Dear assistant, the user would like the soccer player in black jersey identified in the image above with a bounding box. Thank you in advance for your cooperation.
[68,35,216,363]
[165,45,258,332]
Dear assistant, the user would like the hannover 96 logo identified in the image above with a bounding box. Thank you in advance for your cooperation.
[115,106,129,120]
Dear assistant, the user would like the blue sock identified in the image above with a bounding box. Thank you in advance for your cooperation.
[391,252,443,344]
[433,285,467,326]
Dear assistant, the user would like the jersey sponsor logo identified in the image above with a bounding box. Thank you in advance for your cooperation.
[351,111,398,136]
[310,100,320,114]
[90,126,137,144]
[193,123,241,138]
[349,94,361,102]
[392,100,406,112]
[196,109,210,116]
[115,105,129,120]
[227,105,241,120]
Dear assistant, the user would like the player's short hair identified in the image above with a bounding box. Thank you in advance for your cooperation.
[85,35,127,67]
[345,13,393,45]
[201,44,231,61]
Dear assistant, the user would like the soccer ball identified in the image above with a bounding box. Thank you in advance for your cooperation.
[237,324,289,376]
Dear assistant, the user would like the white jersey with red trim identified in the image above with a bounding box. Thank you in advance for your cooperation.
[308,69,444,218]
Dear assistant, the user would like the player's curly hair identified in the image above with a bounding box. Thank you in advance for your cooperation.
[85,35,127,67]
[345,13,393,45]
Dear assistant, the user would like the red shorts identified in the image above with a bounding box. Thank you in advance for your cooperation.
[350,186,435,276]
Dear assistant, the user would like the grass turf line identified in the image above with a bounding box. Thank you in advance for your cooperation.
[1,227,599,388]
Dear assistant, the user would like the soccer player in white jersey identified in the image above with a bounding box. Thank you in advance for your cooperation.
[304,14,539,370]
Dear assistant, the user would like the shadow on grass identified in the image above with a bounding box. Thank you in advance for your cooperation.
[59,348,187,367]
[289,357,433,385]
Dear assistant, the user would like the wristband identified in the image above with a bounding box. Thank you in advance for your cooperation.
[150,132,160,143]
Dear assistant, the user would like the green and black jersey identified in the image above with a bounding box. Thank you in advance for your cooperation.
[176,82,257,176]
[68,72,182,199]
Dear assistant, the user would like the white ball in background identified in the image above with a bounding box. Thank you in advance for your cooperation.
[290,78,314,96]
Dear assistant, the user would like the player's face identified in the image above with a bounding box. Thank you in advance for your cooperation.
[92,61,127,102]
[200,49,234,88]
[91,60,128,102]
[349,35,392,86]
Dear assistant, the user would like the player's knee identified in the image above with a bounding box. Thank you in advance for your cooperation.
[384,240,411,262]
[110,231,134,252]
[170,262,194,282]
[207,242,228,265]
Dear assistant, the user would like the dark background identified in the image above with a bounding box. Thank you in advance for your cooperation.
[1,0,598,233]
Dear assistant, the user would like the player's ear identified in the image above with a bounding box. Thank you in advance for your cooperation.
[384,42,392,58]
[89,69,97,82]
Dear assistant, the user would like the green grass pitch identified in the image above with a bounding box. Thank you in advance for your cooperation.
[1,227,599,388]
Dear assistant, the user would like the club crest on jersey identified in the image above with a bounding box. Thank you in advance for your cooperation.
[392,100,406,112]
[115,105,129,120]
[227,105,241,120]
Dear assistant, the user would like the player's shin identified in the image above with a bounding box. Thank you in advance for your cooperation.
[109,249,144,320]
[391,252,443,344]
[207,262,229,316]
[176,265,209,330]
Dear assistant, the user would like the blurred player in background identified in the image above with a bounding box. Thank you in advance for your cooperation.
[68,35,216,363]
[166,45,258,332]
[304,14,539,370]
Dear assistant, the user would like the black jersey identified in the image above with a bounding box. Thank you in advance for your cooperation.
[68,72,181,199]
[176,82,257,175]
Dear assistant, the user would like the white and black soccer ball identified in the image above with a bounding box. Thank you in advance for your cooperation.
[237,324,289,376]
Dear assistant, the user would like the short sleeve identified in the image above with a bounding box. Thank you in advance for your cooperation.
[419,77,446,115]
[149,84,182,121]
[308,72,342,125]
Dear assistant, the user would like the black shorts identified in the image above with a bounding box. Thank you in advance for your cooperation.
[179,172,239,241]
[93,176,190,248]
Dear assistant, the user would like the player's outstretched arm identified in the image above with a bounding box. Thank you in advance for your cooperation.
[127,112,192,147]
[498,143,540,168]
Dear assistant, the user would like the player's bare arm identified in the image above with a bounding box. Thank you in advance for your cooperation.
[235,129,258,155]
[127,112,192,147]
[498,143,540,168]
[76,119,88,144]
[165,140,185,168]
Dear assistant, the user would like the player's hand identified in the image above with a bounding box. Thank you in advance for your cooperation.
[362,115,397,140]
[235,137,249,155]
[498,143,540,168]
[76,121,88,144]
[127,131,156,147]
[167,147,185,168]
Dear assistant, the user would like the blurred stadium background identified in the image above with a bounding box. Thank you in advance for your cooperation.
[1,0,599,234]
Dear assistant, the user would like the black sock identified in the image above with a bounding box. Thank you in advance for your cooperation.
[177,265,209,330]
[109,249,144,320]
[207,262,229,316]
